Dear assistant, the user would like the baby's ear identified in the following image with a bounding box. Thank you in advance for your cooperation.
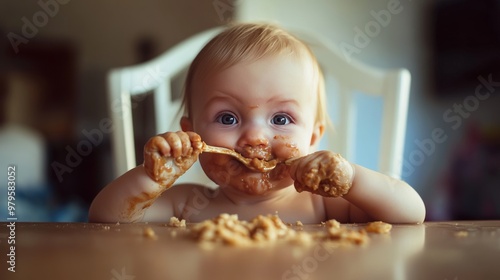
[310,121,325,147]
[180,116,193,132]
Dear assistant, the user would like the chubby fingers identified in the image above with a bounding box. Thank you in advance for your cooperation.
[185,131,203,153]
[165,132,184,158]
[145,135,169,157]
[143,131,203,186]
[145,131,202,158]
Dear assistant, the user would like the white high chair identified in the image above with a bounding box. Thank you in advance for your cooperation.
[107,26,410,184]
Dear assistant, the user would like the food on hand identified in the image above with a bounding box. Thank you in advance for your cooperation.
[143,132,203,187]
[291,151,354,197]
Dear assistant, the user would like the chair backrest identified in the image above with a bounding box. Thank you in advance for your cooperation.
[107,26,410,183]
[107,27,223,185]
[292,29,411,179]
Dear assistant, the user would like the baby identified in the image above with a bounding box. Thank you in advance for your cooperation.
[89,23,425,224]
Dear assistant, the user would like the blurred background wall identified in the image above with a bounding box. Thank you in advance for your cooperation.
[1,0,499,221]
[0,0,225,221]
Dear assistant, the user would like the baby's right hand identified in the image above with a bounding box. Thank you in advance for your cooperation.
[143,131,203,187]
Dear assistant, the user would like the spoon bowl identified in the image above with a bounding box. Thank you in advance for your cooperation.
[201,143,294,172]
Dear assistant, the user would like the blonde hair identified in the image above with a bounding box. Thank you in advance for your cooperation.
[182,23,328,127]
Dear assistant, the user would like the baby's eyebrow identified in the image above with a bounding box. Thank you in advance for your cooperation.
[269,98,301,108]
[204,91,301,110]
[205,92,242,107]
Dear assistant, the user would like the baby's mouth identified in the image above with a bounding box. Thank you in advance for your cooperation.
[240,145,273,161]
[229,145,277,173]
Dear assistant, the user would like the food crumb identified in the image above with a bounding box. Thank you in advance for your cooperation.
[296,221,303,227]
[325,226,369,245]
[288,231,313,246]
[455,231,468,238]
[168,217,187,227]
[325,219,340,229]
[365,221,392,234]
[192,214,293,247]
[103,225,110,231]
[190,214,391,248]
[143,227,158,240]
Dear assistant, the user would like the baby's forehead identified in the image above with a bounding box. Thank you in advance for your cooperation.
[190,53,319,108]
[195,50,318,83]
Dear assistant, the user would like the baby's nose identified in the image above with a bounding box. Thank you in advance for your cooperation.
[236,126,271,159]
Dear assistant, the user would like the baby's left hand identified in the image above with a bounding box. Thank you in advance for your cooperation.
[288,151,354,197]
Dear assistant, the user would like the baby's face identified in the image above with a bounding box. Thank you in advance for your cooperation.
[187,54,322,195]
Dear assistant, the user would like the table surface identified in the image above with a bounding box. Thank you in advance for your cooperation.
[1,220,500,280]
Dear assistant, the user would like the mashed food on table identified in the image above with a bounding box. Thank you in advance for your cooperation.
[188,213,391,248]
[168,217,187,227]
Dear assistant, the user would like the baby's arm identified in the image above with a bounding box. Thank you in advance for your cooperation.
[289,151,425,223]
[88,131,203,223]
[342,164,426,223]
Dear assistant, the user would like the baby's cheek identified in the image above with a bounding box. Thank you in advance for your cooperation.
[199,154,244,186]
[272,135,302,160]
[269,164,292,181]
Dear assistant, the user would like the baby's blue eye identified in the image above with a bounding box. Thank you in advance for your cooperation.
[217,113,238,125]
[271,114,291,125]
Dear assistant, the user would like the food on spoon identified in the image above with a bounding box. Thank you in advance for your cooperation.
[242,145,273,161]
[248,157,278,172]
[202,140,304,172]
[202,143,278,172]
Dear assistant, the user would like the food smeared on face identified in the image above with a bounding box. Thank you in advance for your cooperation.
[241,145,273,160]
[239,173,273,194]
[201,135,302,195]
[273,135,301,160]
[203,155,275,195]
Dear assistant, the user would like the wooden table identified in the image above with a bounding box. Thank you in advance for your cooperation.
[1,221,500,280]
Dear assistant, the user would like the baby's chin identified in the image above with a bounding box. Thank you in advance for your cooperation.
[233,174,273,195]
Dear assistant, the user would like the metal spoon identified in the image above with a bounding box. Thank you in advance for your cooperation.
[202,143,295,172]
